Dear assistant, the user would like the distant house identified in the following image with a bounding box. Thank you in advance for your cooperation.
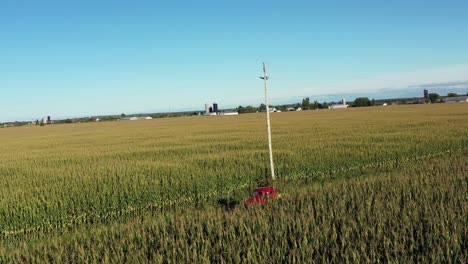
[121,116,153,121]
[329,98,349,109]
[121,116,140,121]
[222,112,239,116]
[295,107,302,111]
[268,107,277,113]
[445,96,468,103]
[286,107,296,111]
[329,104,348,109]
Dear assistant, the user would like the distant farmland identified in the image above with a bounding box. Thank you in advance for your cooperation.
[1,104,467,262]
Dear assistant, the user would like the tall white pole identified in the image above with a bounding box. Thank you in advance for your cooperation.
[261,63,276,181]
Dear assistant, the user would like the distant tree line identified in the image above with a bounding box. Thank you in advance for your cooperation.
[301,97,324,110]
[237,98,332,114]
[236,90,468,114]
[6,91,468,125]
[237,105,258,114]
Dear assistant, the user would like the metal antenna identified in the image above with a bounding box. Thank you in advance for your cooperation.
[260,63,276,181]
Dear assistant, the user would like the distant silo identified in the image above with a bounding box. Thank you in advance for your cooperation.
[209,106,213,113]
[424,89,429,99]
[213,103,218,113]
[205,103,210,114]
[342,99,346,105]
[47,116,51,122]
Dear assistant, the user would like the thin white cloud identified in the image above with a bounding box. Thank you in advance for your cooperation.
[310,64,468,95]
[406,80,468,90]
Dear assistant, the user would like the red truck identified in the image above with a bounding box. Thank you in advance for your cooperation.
[242,187,279,205]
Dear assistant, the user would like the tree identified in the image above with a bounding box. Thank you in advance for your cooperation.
[258,103,267,112]
[310,100,319,110]
[278,105,287,112]
[429,93,440,103]
[354,97,371,107]
[301,97,310,110]
[317,102,328,109]
[237,105,257,114]
[447,92,458,97]
[121,113,126,118]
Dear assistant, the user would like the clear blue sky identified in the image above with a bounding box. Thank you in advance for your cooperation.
[2,0,468,122]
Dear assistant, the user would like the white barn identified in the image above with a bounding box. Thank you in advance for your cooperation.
[222,112,239,116]
[329,98,349,109]
[445,96,468,103]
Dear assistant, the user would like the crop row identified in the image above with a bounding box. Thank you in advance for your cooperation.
[2,145,465,240]
[2,151,466,262]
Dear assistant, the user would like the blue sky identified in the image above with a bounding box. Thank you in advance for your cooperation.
[1,0,468,122]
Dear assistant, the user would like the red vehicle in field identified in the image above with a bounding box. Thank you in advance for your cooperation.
[242,187,278,205]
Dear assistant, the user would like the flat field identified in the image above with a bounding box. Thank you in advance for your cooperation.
[0,104,467,262]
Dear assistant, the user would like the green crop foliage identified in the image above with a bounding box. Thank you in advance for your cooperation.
[0,103,467,262]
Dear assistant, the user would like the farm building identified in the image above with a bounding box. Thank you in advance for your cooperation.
[329,99,349,109]
[285,107,301,111]
[121,116,152,121]
[222,112,239,116]
[268,107,278,113]
[444,96,468,103]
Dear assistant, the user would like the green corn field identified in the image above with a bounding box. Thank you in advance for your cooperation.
[0,103,467,262]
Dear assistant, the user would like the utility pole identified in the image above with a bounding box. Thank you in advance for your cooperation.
[260,63,276,181]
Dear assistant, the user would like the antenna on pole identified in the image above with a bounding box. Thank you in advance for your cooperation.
[260,63,276,181]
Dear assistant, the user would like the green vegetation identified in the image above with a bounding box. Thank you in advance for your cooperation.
[237,105,258,114]
[0,104,467,262]
[429,93,440,103]
[301,97,321,110]
[302,97,310,109]
[353,97,372,107]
